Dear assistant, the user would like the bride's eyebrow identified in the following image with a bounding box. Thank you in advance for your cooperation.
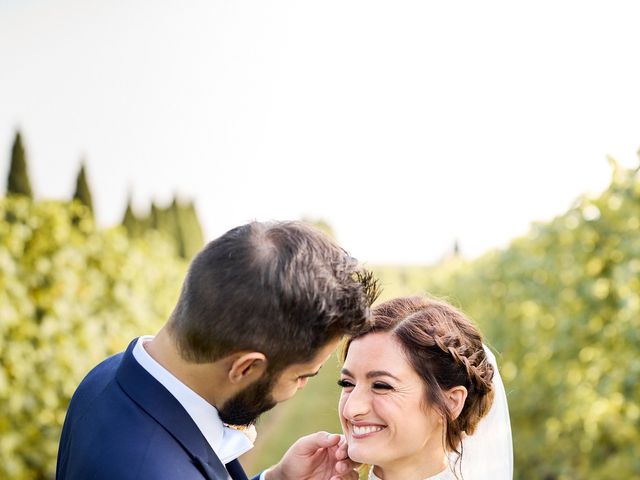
[365,370,400,381]
[340,368,400,381]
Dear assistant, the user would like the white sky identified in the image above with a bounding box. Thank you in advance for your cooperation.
[1,0,639,264]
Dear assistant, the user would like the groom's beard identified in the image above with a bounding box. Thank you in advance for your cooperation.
[217,373,277,427]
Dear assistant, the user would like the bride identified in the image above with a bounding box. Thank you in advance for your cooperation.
[338,296,513,480]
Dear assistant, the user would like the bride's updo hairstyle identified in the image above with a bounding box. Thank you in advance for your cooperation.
[343,296,495,455]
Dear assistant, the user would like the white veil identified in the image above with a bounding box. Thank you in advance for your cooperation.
[449,345,513,479]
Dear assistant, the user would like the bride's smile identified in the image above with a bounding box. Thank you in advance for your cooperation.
[350,423,387,438]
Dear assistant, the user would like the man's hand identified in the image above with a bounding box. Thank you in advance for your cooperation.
[265,431,360,480]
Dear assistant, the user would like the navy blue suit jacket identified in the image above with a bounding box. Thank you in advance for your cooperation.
[56,339,260,480]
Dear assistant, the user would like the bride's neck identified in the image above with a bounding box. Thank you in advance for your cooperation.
[372,452,448,480]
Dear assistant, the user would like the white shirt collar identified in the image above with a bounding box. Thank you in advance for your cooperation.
[132,335,254,464]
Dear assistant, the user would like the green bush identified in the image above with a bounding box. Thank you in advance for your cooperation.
[0,197,187,479]
[417,161,640,479]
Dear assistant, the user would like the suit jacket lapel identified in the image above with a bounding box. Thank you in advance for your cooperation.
[115,339,233,480]
[225,459,249,480]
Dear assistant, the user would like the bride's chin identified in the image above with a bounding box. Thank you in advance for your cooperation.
[347,445,374,465]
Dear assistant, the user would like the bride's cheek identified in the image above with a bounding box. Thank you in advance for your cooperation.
[338,395,345,417]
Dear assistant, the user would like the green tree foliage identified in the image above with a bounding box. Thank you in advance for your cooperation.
[415,160,640,479]
[168,198,187,258]
[7,131,33,198]
[0,197,187,479]
[72,161,94,213]
[121,196,204,260]
[122,194,144,237]
[246,161,640,480]
[149,201,164,231]
[176,200,205,260]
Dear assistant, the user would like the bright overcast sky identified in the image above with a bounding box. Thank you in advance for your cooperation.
[1,0,639,264]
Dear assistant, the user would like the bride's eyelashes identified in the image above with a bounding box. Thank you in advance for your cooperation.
[372,382,393,391]
[337,379,395,392]
[337,379,354,389]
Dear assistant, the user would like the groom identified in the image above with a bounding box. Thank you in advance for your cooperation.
[56,220,377,480]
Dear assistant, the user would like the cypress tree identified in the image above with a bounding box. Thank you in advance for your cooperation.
[178,200,204,259]
[72,161,94,213]
[122,194,140,237]
[7,131,33,198]
[149,202,160,230]
[170,197,187,259]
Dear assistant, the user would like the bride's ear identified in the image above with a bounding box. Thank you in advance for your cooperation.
[445,386,468,420]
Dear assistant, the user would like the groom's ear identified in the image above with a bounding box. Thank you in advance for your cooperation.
[445,386,468,420]
[227,352,267,385]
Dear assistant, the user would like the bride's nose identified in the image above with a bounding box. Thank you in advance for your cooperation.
[341,386,371,419]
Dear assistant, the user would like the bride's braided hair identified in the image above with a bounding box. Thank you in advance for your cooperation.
[344,295,494,454]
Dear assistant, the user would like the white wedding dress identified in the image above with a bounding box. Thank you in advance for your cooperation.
[369,466,457,480]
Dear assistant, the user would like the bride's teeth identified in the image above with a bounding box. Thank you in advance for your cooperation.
[352,425,384,435]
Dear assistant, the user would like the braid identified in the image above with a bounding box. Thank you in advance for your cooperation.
[425,308,495,436]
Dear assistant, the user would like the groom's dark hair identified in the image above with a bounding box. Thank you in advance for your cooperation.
[168,220,378,373]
